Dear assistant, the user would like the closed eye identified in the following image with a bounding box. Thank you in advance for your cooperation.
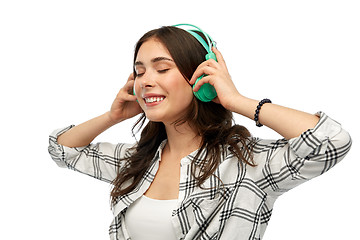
[158,69,170,73]
[135,68,170,78]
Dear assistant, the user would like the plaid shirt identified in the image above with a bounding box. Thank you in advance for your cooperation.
[48,112,351,240]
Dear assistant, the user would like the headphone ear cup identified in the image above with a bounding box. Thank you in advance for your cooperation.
[133,87,139,102]
[193,76,217,102]
[193,52,218,102]
[173,24,218,102]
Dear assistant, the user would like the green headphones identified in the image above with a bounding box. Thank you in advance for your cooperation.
[173,23,218,102]
[133,24,217,102]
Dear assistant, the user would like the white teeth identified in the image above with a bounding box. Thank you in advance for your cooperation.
[144,97,164,103]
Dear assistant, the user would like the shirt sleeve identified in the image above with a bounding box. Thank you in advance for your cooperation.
[48,125,135,183]
[251,112,352,197]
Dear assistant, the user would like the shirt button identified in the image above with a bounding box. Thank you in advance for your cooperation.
[181,158,190,165]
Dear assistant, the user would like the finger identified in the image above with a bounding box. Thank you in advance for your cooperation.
[122,80,135,94]
[189,64,216,85]
[212,47,227,69]
[122,94,138,102]
[125,79,135,86]
[189,62,206,85]
[125,79,135,88]
[117,90,138,103]
[192,75,213,92]
[127,73,135,82]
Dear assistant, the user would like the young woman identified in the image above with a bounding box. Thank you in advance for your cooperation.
[48,25,352,240]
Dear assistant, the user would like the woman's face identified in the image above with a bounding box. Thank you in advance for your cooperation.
[134,38,194,124]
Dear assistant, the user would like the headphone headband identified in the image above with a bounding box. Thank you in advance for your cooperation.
[172,23,218,102]
[172,23,215,54]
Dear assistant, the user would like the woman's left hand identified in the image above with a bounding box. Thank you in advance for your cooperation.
[189,47,241,111]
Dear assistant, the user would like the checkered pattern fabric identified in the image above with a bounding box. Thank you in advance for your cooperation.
[48,112,351,240]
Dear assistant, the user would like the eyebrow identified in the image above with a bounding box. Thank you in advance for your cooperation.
[134,57,174,66]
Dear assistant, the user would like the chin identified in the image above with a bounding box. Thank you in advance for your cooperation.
[144,112,182,125]
[144,112,166,123]
[143,103,192,125]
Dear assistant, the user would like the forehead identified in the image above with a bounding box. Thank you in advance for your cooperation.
[135,38,173,62]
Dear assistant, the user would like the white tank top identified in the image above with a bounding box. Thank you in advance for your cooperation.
[125,195,178,240]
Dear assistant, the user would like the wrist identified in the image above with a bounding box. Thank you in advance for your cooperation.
[228,95,260,119]
[105,111,123,126]
[226,94,249,113]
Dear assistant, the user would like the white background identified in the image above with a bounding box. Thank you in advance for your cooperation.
[1,0,359,239]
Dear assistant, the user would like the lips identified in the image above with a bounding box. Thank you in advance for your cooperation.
[142,93,166,105]
[144,96,165,103]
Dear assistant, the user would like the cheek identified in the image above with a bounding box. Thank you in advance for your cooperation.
[167,73,192,95]
[169,81,193,103]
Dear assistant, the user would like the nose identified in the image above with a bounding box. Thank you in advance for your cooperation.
[139,72,155,89]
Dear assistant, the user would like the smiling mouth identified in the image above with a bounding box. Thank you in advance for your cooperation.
[144,96,165,103]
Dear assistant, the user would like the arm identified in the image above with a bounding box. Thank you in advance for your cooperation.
[49,125,135,182]
[58,74,142,147]
[57,112,118,147]
[49,74,141,182]
[190,48,351,196]
[190,47,318,139]
[250,112,352,196]
[226,95,319,140]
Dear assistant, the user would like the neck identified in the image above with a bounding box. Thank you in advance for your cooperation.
[163,122,202,159]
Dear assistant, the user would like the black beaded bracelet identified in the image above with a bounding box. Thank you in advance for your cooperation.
[254,98,272,127]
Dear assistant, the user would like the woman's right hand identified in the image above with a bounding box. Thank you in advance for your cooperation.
[108,73,142,124]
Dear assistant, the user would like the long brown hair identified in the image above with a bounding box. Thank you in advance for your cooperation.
[110,26,255,205]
